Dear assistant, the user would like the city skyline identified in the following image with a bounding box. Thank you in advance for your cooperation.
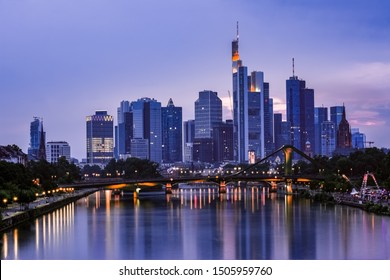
[1,0,389,160]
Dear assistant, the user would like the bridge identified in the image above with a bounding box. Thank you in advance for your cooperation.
[62,145,325,195]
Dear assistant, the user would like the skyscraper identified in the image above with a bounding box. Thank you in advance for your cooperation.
[321,121,336,157]
[193,90,222,163]
[351,128,366,149]
[194,90,222,139]
[232,27,266,162]
[213,120,234,162]
[274,113,291,150]
[183,120,195,162]
[116,100,131,159]
[28,117,46,161]
[161,98,182,163]
[330,105,344,145]
[314,107,328,155]
[86,111,114,165]
[264,88,274,156]
[286,66,315,153]
[131,97,162,163]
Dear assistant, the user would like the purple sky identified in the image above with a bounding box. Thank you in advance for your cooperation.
[1,0,389,160]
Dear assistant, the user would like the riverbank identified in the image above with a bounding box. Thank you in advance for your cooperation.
[300,190,390,216]
[0,188,98,233]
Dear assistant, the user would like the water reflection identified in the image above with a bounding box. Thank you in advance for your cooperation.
[1,187,390,260]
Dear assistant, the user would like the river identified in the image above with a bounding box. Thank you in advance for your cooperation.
[1,187,389,260]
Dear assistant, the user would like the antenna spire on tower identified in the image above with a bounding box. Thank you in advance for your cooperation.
[236,21,239,41]
[292,57,295,78]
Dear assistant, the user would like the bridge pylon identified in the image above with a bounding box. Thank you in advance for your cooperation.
[166,182,172,194]
[219,180,227,194]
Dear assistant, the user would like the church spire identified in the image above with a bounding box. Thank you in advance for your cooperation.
[38,120,46,161]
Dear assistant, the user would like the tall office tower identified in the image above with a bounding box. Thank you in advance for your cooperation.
[183,120,195,162]
[213,120,234,162]
[314,107,328,155]
[193,90,222,163]
[351,128,366,149]
[194,90,222,139]
[131,97,162,163]
[273,113,282,149]
[274,113,291,150]
[330,105,344,145]
[86,111,114,165]
[286,64,315,153]
[336,106,352,150]
[232,27,265,162]
[247,71,265,160]
[116,100,131,159]
[264,83,274,156]
[161,98,183,163]
[46,141,71,163]
[28,117,46,161]
[321,121,336,157]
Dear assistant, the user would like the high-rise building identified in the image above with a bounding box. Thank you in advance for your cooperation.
[286,70,315,153]
[330,105,344,145]
[351,128,366,149]
[264,92,274,156]
[28,117,46,161]
[131,97,162,163]
[116,101,131,159]
[213,120,234,162]
[86,111,114,165]
[274,113,291,150]
[314,107,328,155]
[193,90,222,163]
[194,90,222,139]
[232,28,266,162]
[46,141,71,163]
[161,98,182,163]
[183,120,195,162]
[321,121,336,157]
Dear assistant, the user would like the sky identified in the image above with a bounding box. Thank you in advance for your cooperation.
[1,0,389,161]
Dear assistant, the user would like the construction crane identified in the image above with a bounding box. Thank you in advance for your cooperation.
[364,141,374,148]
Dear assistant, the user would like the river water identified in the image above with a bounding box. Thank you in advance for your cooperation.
[1,187,389,260]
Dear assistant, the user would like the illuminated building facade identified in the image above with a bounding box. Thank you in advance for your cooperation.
[28,117,46,161]
[86,111,114,165]
[131,97,162,163]
[314,107,328,155]
[193,90,222,163]
[321,121,336,157]
[183,120,195,162]
[46,141,71,163]
[232,26,266,162]
[286,74,315,153]
[161,98,183,163]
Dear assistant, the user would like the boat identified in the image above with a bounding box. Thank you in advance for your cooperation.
[134,187,166,197]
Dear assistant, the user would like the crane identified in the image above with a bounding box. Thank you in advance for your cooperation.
[364,141,374,148]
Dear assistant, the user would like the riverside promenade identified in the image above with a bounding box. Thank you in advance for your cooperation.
[0,188,98,233]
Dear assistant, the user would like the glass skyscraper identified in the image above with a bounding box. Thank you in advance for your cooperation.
[314,107,328,155]
[286,75,315,153]
[161,98,182,163]
[193,90,222,163]
[28,117,46,161]
[194,90,222,139]
[131,98,162,163]
[232,30,266,162]
[86,111,114,165]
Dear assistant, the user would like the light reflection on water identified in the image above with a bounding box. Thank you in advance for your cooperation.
[1,187,390,260]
